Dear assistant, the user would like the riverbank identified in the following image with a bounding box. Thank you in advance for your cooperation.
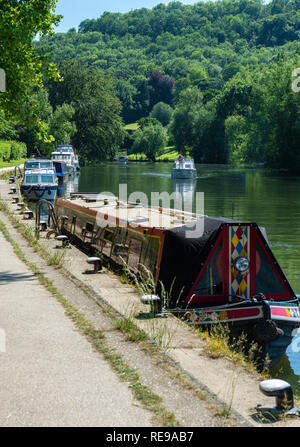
[0,161,25,179]
[1,178,300,427]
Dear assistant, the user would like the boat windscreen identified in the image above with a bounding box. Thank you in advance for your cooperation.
[255,238,286,294]
[41,175,54,183]
[25,162,39,169]
[25,175,39,184]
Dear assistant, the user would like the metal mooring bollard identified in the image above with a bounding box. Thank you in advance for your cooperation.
[259,379,294,410]
[257,379,300,417]
[55,235,70,248]
[86,257,104,273]
[140,295,167,317]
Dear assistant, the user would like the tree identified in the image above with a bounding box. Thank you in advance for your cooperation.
[0,111,16,140]
[18,88,76,157]
[46,60,125,161]
[170,87,204,155]
[148,71,175,108]
[225,115,247,162]
[0,0,61,137]
[150,102,173,126]
[131,123,167,161]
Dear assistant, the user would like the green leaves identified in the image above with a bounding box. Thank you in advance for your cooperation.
[0,0,61,137]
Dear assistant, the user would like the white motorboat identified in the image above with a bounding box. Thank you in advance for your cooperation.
[171,155,197,179]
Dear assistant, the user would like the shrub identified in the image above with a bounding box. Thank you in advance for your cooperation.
[10,141,27,160]
[0,140,11,161]
[0,140,27,161]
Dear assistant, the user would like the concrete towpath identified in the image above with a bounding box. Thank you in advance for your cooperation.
[0,227,153,427]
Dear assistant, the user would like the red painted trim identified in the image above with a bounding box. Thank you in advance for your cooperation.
[226,307,261,320]
[256,231,294,300]
[250,226,257,297]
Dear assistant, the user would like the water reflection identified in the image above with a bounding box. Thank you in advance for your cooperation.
[171,178,197,213]
[57,173,80,198]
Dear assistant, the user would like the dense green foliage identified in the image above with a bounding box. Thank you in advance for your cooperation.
[1,0,299,167]
[0,140,27,162]
[131,122,167,161]
[33,0,300,169]
[0,0,61,138]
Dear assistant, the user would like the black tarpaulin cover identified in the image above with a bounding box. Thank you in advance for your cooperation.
[158,216,234,305]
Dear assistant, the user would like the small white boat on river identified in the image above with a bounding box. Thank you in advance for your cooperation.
[171,156,197,179]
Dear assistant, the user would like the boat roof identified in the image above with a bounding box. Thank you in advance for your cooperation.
[65,192,200,230]
[52,151,72,155]
[25,159,53,163]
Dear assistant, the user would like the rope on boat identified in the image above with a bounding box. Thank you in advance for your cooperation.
[156,297,300,316]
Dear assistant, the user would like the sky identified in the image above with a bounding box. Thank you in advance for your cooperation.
[54,0,198,33]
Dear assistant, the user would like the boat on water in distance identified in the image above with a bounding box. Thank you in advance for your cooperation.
[171,155,197,179]
[56,144,80,173]
[53,192,300,369]
[115,156,128,163]
[21,164,58,202]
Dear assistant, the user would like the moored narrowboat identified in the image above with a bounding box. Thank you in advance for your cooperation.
[53,193,300,368]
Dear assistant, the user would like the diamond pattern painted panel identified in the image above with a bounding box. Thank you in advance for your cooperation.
[229,226,250,299]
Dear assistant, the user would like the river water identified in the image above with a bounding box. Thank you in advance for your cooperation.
[61,162,300,395]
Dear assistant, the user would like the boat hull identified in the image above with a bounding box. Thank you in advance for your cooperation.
[171,169,197,179]
[20,185,58,202]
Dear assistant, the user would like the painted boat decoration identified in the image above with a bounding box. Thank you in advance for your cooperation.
[171,156,197,179]
[53,193,300,368]
[21,167,58,202]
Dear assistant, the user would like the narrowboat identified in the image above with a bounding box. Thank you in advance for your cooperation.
[53,193,300,368]
[21,166,58,202]
[171,156,197,179]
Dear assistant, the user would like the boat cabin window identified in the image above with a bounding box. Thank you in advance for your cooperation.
[101,228,114,257]
[40,162,52,168]
[41,175,54,183]
[25,162,40,169]
[128,238,142,271]
[141,236,159,273]
[185,164,191,168]
[193,240,223,296]
[25,175,39,184]
[71,216,76,233]
[255,239,286,294]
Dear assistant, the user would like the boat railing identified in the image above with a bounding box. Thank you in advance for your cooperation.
[35,199,60,240]
[174,159,195,169]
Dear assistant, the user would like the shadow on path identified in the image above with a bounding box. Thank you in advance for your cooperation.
[0,271,35,285]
